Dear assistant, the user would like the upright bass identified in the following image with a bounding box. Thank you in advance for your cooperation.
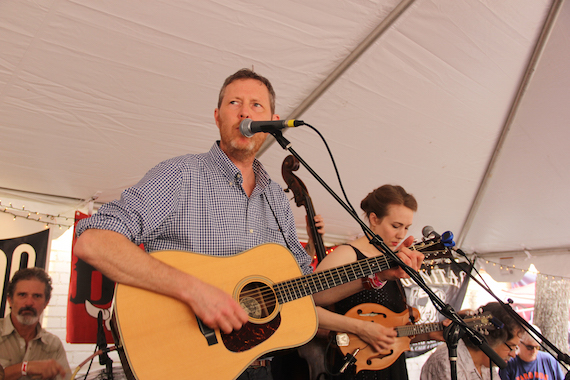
[272,155,331,380]
[282,155,327,263]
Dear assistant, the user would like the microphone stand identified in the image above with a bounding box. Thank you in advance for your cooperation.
[97,311,113,380]
[270,130,507,378]
[443,322,463,380]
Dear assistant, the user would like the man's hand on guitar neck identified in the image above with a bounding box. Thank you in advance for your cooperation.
[186,278,249,334]
[375,236,424,282]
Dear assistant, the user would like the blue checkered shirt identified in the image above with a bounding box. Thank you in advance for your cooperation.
[76,142,312,275]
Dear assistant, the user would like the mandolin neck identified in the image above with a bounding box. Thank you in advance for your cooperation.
[395,321,444,337]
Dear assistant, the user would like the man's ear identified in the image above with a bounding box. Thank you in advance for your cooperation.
[214,108,221,129]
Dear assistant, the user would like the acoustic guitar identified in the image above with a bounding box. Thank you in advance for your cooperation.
[112,241,448,380]
[336,304,497,373]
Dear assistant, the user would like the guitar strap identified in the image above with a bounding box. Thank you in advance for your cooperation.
[263,193,293,252]
[396,280,416,324]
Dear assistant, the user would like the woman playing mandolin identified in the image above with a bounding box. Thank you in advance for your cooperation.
[314,184,437,380]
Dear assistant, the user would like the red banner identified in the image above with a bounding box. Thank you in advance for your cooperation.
[66,211,115,343]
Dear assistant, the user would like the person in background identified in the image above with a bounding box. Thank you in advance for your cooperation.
[420,302,522,380]
[313,184,428,380]
[498,324,564,380]
[0,267,70,380]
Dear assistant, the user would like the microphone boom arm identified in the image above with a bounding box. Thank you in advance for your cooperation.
[270,130,508,370]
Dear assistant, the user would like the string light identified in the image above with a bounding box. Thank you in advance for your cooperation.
[0,200,74,229]
[481,257,570,281]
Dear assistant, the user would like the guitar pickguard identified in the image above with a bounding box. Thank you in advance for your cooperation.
[221,277,282,352]
[221,314,281,352]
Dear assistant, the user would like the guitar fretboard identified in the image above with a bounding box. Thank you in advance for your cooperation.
[273,253,395,304]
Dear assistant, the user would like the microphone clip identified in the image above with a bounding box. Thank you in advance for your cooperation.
[339,348,360,373]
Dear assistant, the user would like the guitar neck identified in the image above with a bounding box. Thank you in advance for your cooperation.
[395,321,444,337]
[273,253,395,304]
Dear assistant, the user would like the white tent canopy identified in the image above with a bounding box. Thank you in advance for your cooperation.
[1,0,569,279]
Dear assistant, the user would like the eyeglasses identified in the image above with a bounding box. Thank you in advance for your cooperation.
[504,342,518,352]
[521,343,540,351]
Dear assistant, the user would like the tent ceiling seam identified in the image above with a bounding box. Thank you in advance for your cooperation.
[456,0,566,248]
[257,0,417,157]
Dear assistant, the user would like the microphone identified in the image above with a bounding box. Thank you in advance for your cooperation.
[422,225,440,240]
[239,118,304,137]
[422,226,456,247]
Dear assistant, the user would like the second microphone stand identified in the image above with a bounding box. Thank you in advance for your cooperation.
[270,130,507,378]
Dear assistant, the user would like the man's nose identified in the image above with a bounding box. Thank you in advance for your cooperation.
[239,105,251,119]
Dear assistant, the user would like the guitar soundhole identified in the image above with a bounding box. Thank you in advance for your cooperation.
[220,280,280,353]
[238,281,276,321]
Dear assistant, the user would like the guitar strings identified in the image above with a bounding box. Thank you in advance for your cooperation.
[236,257,396,312]
[236,245,448,312]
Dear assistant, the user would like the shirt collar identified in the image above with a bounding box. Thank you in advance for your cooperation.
[1,315,49,343]
[210,142,271,192]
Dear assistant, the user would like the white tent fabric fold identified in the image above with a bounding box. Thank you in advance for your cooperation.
[1,0,569,278]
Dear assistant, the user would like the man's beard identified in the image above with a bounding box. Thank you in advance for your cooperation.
[228,138,258,161]
[17,307,40,326]
[222,130,265,162]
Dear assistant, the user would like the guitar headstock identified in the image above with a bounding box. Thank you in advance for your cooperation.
[411,236,453,261]
[462,311,502,336]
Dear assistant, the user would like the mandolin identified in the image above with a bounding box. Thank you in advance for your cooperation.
[336,304,497,373]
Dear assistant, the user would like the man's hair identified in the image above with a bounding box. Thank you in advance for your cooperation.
[217,68,276,114]
[520,324,541,344]
[462,302,521,349]
[7,267,53,303]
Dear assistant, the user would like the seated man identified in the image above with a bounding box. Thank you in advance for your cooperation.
[0,268,70,380]
[498,325,564,380]
[420,302,522,380]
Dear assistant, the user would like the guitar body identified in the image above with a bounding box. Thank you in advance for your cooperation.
[341,304,420,373]
[112,243,318,380]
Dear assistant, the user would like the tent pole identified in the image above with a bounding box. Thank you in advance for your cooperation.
[456,0,566,248]
[257,0,417,156]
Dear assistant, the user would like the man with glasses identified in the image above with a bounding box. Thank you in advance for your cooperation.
[420,302,522,380]
[498,325,564,380]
